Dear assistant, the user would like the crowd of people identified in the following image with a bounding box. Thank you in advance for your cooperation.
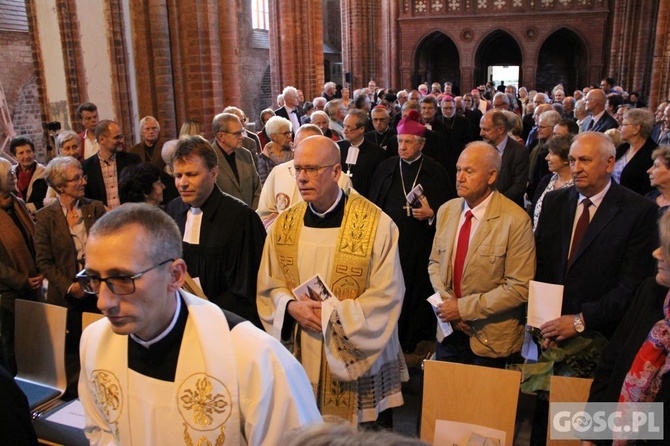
[0,76,669,445]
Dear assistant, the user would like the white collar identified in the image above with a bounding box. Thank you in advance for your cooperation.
[130,291,181,348]
[309,188,343,218]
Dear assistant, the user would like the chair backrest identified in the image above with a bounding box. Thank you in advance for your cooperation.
[82,312,105,331]
[547,375,594,445]
[421,360,521,444]
[14,300,67,405]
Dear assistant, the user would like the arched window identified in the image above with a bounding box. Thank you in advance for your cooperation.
[251,0,269,30]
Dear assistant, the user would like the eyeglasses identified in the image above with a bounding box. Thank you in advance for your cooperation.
[289,165,335,178]
[65,174,87,183]
[344,125,363,132]
[76,258,174,295]
[222,130,244,137]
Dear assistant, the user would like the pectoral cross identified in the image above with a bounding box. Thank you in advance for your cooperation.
[403,202,412,217]
[346,164,353,178]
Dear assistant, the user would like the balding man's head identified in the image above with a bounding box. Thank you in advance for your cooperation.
[585,89,606,114]
[293,136,342,212]
[569,131,615,197]
[455,141,500,207]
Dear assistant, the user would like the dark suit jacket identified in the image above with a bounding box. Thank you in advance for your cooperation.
[364,128,398,156]
[615,137,657,195]
[534,182,658,337]
[82,151,141,206]
[497,137,529,208]
[337,139,388,198]
[34,198,105,308]
[129,139,166,170]
[273,106,304,133]
[580,112,619,133]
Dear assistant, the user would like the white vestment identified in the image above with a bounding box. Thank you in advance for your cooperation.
[79,290,321,445]
[256,160,353,228]
[257,203,408,423]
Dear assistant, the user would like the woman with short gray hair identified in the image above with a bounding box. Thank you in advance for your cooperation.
[614,108,657,195]
[34,156,105,395]
[257,116,294,184]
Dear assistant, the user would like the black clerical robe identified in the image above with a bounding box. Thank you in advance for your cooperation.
[165,187,266,328]
[337,139,388,199]
[364,128,399,157]
[369,155,456,351]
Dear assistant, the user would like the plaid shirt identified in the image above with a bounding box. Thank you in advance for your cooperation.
[99,154,120,209]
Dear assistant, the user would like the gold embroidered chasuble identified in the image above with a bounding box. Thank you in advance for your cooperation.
[266,191,408,423]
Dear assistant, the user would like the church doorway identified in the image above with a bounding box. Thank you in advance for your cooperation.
[413,32,460,93]
[536,28,587,95]
[474,31,523,89]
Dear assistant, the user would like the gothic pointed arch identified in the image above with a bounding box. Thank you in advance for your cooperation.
[536,27,588,94]
[412,31,460,90]
[474,30,522,86]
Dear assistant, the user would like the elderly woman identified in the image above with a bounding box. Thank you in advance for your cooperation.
[257,116,294,184]
[34,157,105,396]
[119,163,165,205]
[43,130,83,207]
[530,135,574,230]
[646,146,670,215]
[0,157,43,374]
[583,211,670,446]
[613,108,657,195]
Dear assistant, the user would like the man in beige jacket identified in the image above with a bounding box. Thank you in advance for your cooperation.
[428,141,536,368]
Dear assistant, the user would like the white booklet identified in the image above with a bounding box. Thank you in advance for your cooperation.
[292,274,335,302]
[527,280,564,328]
[405,183,425,208]
[427,292,454,337]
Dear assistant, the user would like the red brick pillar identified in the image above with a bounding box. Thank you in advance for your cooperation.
[268,0,325,102]
[165,0,225,138]
[105,0,135,142]
[56,0,87,132]
[341,0,382,90]
[219,0,242,109]
[650,0,670,109]
[130,0,177,139]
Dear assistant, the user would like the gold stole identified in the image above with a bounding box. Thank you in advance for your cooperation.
[273,192,381,422]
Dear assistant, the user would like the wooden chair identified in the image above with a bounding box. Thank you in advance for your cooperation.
[14,300,67,411]
[421,360,521,445]
[546,375,594,445]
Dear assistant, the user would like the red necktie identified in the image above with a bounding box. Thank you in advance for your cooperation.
[453,210,473,299]
[568,198,592,266]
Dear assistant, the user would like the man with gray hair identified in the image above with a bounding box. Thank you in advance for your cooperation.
[562,96,576,120]
[223,106,261,155]
[429,141,535,368]
[574,98,588,129]
[337,109,387,198]
[581,88,619,132]
[78,203,321,445]
[322,81,337,102]
[211,112,261,209]
[129,116,165,170]
[312,96,326,112]
[532,131,658,442]
[274,86,303,134]
[324,99,347,136]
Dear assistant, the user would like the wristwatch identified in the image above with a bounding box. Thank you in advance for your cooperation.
[573,314,585,333]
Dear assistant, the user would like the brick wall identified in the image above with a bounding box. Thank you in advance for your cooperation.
[0,30,43,157]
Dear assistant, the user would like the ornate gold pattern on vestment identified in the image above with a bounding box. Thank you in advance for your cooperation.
[178,373,232,445]
[274,202,308,289]
[90,370,122,422]
[331,193,380,301]
[319,346,358,421]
